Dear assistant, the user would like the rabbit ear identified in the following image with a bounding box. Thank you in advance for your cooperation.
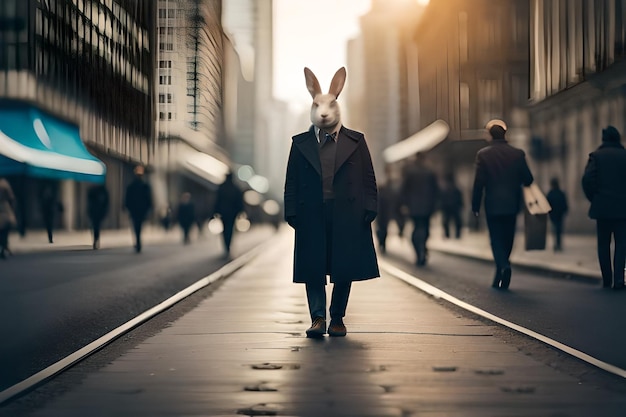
[328,67,346,98]
[304,67,322,98]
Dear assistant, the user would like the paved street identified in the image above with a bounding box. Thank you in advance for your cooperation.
[0,224,278,392]
[2,226,626,417]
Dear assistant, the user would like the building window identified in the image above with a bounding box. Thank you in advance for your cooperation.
[159,60,172,68]
[159,75,171,85]
[158,9,166,18]
[159,112,173,120]
[159,43,174,51]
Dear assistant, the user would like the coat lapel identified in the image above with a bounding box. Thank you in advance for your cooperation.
[294,126,322,176]
[334,127,359,174]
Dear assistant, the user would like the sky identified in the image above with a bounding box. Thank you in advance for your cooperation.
[273,0,372,105]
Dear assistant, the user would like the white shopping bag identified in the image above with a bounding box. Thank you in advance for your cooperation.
[523,183,552,215]
[523,183,552,251]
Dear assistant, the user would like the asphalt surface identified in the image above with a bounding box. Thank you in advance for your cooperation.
[0,225,277,392]
[381,238,626,372]
[2,228,626,416]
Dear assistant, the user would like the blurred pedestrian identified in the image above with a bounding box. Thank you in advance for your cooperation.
[582,125,626,290]
[284,66,379,338]
[177,192,195,245]
[395,202,408,237]
[546,177,568,252]
[471,120,534,290]
[440,173,464,239]
[124,165,153,253]
[376,165,397,254]
[213,172,244,257]
[0,177,17,259]
[160,206,173,231]
[39,180,60,243]
[87,183,109,250]
[401,153,439,266]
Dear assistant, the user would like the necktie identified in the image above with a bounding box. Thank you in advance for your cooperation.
[321,131,336,148]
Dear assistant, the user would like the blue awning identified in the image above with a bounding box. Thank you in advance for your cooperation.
[0,101,106,183]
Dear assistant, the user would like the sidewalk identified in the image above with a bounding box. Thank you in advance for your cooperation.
[3,227,624,416]
[7,221,601,282]
[5,225,219,253]
[387,223,601,282]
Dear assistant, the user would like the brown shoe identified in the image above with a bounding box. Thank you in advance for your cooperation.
[305,317,326,338]
[328,319,347,337]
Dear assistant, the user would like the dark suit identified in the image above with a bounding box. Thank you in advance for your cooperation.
[440,182,464,239]
[401,160,439,265]
[213,176,244,254]
[124,177,153,252]
[284,125,379,320]
[87,184,109,248]
[582,141,626,288]
[376,182,396,253]
[546,187,568,251]
[472,139,533,282]
[177,201,196,244]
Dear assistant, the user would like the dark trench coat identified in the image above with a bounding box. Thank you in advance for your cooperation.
[284,125,380,285]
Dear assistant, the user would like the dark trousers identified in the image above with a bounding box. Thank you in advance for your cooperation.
[376,218,389,252]
[182,225,192,244]
[131,216,145,252]
[43,212,54,243]
[486,215,517,271]
[222,216,236,253]
[306,281,351,321]
[596,219,626,287]
[550,216,564,251]
[91,218,102,245]
[411,215,431,264]
[0,226,9,256]
[442,210,462,239]
[305,200,352,321]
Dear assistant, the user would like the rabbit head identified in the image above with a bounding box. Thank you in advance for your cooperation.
[304,67,346,131]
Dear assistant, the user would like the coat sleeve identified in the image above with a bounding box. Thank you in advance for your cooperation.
[520,152,534,187]
[360,137,378,213]
[581,154,597,202]
[284,142,298,219]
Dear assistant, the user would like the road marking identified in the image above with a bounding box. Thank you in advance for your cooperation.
[0,240,270,405]
[379,259,626,379]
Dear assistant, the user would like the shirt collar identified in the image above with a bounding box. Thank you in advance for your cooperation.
[315,124,342,143]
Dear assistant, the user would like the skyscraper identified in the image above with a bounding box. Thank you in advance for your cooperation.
[0,0,156,230]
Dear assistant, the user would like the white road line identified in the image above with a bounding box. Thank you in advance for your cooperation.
[0,242,268,405]
[379,259,626,379]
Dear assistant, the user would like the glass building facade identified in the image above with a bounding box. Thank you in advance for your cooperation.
[0,0,156,230]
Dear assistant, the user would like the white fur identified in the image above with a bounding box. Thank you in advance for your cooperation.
[304,67,346,131]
